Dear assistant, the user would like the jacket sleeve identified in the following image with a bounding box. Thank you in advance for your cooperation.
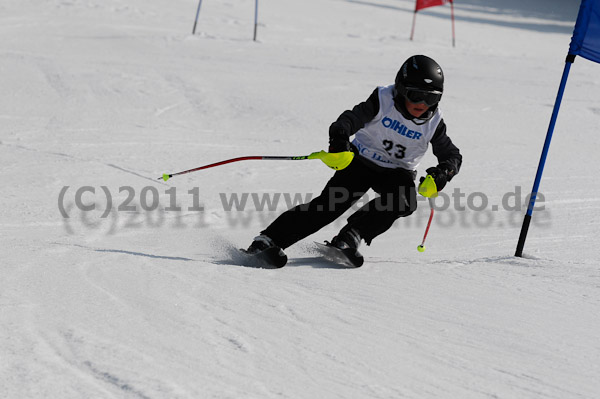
[430,119,462,180]
[329,88,380,140]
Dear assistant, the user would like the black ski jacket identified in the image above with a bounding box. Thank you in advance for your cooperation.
[330,88,462,180]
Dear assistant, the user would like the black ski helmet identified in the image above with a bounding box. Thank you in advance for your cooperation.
[393,55,444,123]
[395,55,444,93]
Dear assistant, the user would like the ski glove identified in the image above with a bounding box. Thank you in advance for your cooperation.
[328,125,351,153]
[329,137,351,153]
[421,166,449,192]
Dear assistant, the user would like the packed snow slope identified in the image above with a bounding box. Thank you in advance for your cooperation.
[1,0,599,398]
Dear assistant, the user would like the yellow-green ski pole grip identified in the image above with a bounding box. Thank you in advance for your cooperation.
[418,175,438,198]
[309,150,354,170]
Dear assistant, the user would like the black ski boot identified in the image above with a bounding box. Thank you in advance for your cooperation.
[325,227,364,267]
[243,234,287,268]
[247,234,278,253]
[331,227,362,252]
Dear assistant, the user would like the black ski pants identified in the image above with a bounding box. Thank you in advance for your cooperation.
[262,157,417,249]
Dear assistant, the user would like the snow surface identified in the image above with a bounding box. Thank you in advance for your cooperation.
[2,0,600,398]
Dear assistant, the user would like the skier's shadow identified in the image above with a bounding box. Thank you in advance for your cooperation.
[286,257,357,269]
[213,257,353,269]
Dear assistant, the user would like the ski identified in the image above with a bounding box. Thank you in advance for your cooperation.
[239,247,288,269]
[313,241,364,268]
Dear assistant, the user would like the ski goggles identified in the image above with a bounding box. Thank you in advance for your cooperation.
[401,87,443,106]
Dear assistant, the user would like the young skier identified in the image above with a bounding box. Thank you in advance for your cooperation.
[246,55,462,266]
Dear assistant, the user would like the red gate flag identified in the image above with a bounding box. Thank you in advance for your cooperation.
[415,0,453,12]
[569,0,600,63]
[411,0,456,46]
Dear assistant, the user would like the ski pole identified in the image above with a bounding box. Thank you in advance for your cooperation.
[158,150,354,181]
[417,197,435,252]
[416,174,438,252]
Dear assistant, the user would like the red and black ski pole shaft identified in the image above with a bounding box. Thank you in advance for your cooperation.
[158,151,355,181]
[159,155,310,181]
[417,197,435,252]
